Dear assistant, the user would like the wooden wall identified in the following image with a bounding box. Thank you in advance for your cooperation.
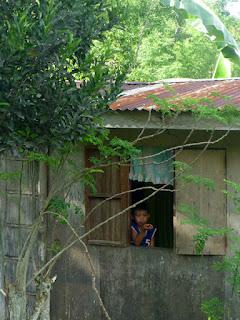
[0,155,47,318]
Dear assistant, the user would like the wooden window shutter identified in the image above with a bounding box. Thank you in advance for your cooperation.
[175,149,226,255]
[85,148,130,246]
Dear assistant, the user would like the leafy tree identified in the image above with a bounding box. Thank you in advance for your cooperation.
[128,23,218,81]
[0,0,129,152]
[0,1,132,319]
[105,0,240,81]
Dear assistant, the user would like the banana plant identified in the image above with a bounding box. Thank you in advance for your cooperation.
[160,0,240,78]
[212,52,232,78]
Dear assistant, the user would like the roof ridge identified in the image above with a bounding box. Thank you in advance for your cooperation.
[124,78,240,85]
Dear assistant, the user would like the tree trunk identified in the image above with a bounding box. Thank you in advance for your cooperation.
[8,285,27,320]
[30,277,53,320]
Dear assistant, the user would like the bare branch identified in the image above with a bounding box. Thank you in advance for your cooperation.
[134,108,153,142]
[85,186,173,222]
[49,212,111,320]
[132,110,181,145]
[133,130,229,162]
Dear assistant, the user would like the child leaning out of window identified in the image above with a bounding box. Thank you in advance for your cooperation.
[131,207,157,247]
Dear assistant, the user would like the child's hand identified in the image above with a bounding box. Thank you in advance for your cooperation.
[143,224,153,230]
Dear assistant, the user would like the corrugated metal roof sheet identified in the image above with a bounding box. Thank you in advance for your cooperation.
[110,78,240,111]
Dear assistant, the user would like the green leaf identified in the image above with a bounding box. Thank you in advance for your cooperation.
[213,52,232,78]
[0,102,9,108]
[178,203,209,227]
[160,0,240,63]
[180,174,215,191]
[0,171,21,181]
[48,196,70,224]
[201,297,224,320]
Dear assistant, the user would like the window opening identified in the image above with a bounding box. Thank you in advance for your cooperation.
[130,181,174,248]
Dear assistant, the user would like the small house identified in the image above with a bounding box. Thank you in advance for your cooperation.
[51,78,240,320]
[1,78,240,320]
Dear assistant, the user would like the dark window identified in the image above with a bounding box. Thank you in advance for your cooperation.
[130,181,174,248]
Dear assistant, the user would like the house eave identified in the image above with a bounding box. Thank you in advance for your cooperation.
[103,110,240,131]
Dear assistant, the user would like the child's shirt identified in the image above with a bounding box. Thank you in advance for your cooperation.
[131,221,157,247]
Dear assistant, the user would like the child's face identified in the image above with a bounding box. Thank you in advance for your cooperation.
[134,210,149,226]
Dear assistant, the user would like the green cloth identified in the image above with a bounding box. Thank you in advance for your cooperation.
[129,147,174,185]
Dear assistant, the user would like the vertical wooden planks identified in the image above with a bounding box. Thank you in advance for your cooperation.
[175,149,226,255]
[0,155,47,318]
[85,149,130,246]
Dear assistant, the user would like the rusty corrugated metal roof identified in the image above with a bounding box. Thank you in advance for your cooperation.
[110,78,240,111]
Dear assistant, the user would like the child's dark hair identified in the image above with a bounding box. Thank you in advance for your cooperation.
[132,206,148,216]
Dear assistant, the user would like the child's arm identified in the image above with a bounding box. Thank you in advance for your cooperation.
[131,228,146,246]
[150,227,157,247]
[150,237,155,247]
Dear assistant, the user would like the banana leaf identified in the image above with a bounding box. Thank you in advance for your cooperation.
[212,52,232,78]
[160,0,240,63]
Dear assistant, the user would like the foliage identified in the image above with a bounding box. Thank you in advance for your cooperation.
[81,167,103,193]
[48,196,84,224]
[179,202,230,255]
[148,93,240,125]
[108,0,240,81]
[173,160,192,173]
[84,129,141,165]
[0,171,21,181]
[179,203,232,255]
[211,180,240,296]
[213,247,240,294]
[206,0,240,77]
[179,203,209,227]
[96,137,141,163]
[223,179,240,214]
[193,227,230,255]
[160,0,240,62]
[48,196,71,224]
[26,151,61,168]
[212,52,232,78]
[1,0,239,153]
[180,174,215,191]
[127,1,220,81]
[181,177,240,315]
[0,0,129,152]
[48,239,62,255]
[201,298,225,320]
[178,153,233,256]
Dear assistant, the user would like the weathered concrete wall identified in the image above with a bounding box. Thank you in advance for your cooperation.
[51,246,224,320]
[99,247,224,320]
[50,245,102,320]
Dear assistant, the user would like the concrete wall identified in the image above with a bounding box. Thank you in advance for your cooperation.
[51,246,224,320]
[50,130,240,320]
[99,247,224,320]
